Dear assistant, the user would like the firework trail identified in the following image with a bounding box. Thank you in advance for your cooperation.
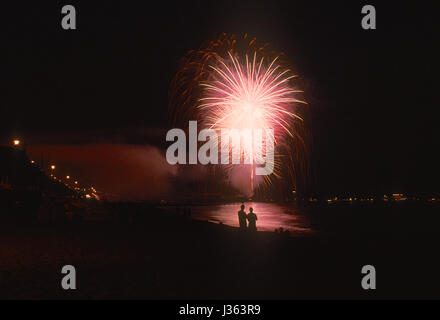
[169,33,311,200]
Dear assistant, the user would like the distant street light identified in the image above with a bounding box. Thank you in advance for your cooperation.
[50,165,56,170]
[66,175,70,180]
[12,139,21,146]
[74,181,78,185]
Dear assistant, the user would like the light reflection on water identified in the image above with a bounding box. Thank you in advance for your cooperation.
[189,202,314,234]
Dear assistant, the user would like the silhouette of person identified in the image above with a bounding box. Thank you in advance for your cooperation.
[247,207,258,231]
[238,204,247,229]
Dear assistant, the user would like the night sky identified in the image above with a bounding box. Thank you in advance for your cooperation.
[1,1,438,197]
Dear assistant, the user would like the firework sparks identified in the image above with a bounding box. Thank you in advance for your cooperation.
[169,33,311,199]
[200,51,306,179]
[199,51,305,134]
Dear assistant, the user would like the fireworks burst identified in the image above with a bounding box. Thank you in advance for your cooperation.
[199,51,305,134]
[169,33,311,200]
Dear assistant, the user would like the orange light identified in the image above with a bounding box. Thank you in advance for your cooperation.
[74,181,78,185]
[85,194,91,199]
[66,175,70,179]
[30,160,35,164]
[13,139,20,146]
[50,165,56,170]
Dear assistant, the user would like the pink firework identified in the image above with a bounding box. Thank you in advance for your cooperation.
[198,51,306,183]
[199,51,305,138]
[169,34,311,199]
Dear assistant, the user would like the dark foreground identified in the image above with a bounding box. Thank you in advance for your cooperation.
[1,202,440,299]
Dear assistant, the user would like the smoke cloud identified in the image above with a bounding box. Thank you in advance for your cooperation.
[27,144,177,201]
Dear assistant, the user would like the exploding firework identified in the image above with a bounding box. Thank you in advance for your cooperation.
[169,33,311,200]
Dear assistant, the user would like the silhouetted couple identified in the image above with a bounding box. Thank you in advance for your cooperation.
[238,204,258,231]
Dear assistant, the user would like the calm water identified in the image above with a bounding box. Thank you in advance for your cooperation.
[188,202,314,235]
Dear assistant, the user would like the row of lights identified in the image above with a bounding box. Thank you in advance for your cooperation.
[12,138,96,200]
[49,165,80,191]
[50,165,99,199]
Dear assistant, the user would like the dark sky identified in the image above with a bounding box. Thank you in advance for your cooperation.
[1,1,438,196]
